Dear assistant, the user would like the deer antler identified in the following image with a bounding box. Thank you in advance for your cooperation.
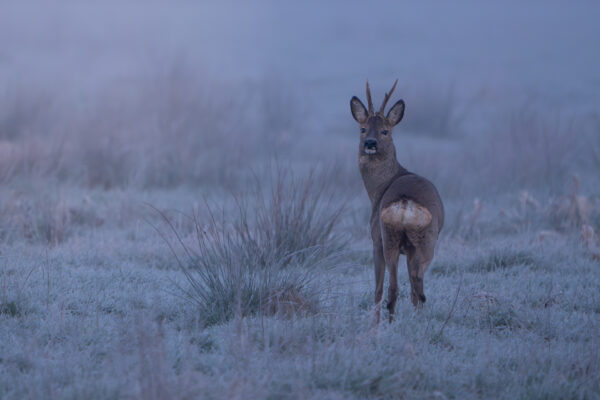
[378,79,398,115]
[366,80,374,115]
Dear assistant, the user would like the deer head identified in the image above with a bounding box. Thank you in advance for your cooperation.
[350,80,405,158]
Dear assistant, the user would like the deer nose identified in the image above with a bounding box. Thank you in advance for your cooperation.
[364,139,377,149]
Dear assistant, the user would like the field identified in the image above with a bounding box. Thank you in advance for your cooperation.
[1,1,599,399]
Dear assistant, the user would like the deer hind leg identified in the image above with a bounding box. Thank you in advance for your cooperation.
[382,233,401,322]
[406,243,434,307]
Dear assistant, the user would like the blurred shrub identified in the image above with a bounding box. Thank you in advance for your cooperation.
[479,109,578,193]
[0,191,103,245]
[0,65,306,189]
[402,84,464,138]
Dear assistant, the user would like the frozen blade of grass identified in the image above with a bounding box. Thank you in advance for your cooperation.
[431,275,463,344]
[144,204,206,310]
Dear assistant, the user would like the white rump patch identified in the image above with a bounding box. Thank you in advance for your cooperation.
[381,199,432,230]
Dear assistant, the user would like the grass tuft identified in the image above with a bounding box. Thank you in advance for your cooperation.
[0,300,19,317]
[464,292,523,332]
[468,249,538,273]
[252,168,348,265]
[155,170,346,327]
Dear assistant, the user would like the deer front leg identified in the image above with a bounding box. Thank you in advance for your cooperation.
[372,242,385,324]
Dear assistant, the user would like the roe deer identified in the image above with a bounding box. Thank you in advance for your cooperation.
[350,80,444,323]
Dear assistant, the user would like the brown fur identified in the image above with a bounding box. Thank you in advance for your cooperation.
[350,81,444,323]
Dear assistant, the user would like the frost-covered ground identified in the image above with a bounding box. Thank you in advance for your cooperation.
[1,1,599,399]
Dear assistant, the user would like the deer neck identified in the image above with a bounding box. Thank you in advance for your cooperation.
[359,153,408,207]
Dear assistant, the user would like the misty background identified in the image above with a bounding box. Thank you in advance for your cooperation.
[1,0,598,193]
[1,2,599,399]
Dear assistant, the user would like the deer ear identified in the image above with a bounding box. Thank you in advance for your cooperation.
[350,97,368,123]
[386,100,405,126]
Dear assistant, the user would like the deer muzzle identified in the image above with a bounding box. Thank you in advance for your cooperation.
[364,138,377,154]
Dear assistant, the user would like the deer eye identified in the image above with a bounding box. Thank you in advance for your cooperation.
[360,128,366,133]
[381,130,388,135]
